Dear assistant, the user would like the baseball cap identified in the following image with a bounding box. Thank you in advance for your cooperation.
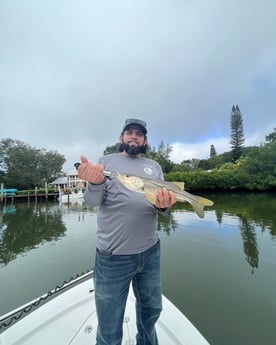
[122,118,147,134]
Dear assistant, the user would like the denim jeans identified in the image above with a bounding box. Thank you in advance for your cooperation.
[94,240,162,345]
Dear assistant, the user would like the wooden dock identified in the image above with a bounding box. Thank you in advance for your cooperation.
[0,192,60,203]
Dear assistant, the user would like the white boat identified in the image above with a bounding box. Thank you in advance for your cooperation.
[59,190,84,203]
[0,271,210,345]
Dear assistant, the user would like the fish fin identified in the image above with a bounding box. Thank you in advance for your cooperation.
[172,181,185,190]
[195,195,214,206]
[191,201,204,218]
[191,195,214,218]
[144,191,156,204]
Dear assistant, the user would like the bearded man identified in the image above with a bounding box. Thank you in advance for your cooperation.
[78,119,176,345]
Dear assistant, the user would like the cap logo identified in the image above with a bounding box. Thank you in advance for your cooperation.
[144,166,153,175]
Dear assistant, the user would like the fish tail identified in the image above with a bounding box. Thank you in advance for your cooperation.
[191,201,204,218]
[196,195,214,206]
[177,190,213,217]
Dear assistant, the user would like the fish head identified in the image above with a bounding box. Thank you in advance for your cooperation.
[117,172,145,193]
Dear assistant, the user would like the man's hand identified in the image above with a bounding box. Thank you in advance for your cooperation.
[77,156,105,184]
[155,188,177,209]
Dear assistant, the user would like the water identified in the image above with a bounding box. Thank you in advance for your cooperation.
[0,192,275,345]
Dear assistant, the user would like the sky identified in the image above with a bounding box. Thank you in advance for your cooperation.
[1,0,275,173]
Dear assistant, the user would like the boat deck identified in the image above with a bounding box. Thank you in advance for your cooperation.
[0,273,210,345]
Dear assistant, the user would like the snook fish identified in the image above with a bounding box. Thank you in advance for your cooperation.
[116,172,214,218]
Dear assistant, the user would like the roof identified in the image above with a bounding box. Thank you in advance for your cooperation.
[48,177,68,185]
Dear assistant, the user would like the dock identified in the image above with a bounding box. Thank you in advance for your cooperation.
[0,192,60,203]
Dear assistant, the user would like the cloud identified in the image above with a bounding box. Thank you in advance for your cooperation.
[0,0,275,173]
[170,137,230,163]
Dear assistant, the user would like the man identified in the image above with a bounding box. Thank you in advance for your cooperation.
[78,119,176,345]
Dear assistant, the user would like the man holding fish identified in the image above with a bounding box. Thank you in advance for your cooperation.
[77,118,212,345]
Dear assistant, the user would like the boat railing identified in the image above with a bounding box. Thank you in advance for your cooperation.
[0,270,93,333]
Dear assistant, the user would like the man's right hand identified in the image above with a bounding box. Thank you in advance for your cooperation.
[77,156,105,184]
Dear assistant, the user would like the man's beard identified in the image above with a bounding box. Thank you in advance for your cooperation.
[119,142,147,155]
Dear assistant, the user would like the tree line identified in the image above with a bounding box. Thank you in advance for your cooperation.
[1,105,275,191]
[0,138,65,190]
[106,105,276,191]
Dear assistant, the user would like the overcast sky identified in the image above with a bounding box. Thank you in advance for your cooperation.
[1,0,275,172]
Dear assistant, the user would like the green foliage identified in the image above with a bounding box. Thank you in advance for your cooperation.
[146,141,174,173]
[210,144,217,158]
[265,128,276,143]
[103,143,120,155]
[170,163,190,173]
[166,142,276,192]
[230,105,245,161]
[198,150,233,170]
[101,127,276,192]
[0,138,66,189]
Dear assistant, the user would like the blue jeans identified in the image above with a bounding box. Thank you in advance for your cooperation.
[94,240,162,345]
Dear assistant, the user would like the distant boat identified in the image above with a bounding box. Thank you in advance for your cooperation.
[0,271,210,345]
[59,190,84,203]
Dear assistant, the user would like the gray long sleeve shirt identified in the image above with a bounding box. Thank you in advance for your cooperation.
[84,153,164,255]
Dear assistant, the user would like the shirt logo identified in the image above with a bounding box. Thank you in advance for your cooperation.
[144,166,153,175]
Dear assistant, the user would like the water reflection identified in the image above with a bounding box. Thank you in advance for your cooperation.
[0,192,275,273]
[159,192,275,274]
[157,212,178,234]
[211,192,276,237]
[240,217,259,273]
[212,192,276,274]
[0,201,96,267]
[0,203,62,266]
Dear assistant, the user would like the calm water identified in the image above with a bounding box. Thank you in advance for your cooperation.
[0,192,275,345]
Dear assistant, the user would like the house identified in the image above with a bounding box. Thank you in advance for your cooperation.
[48,177,68,190]
[66,168,85,189]
[49,169,85,191]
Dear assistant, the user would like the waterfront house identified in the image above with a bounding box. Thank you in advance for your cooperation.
[49,169,85,191]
